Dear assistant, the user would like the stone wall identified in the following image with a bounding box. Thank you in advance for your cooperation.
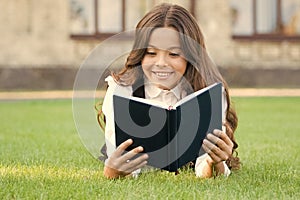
[0,0,299,90]
[0,0,78,66]
[196,0,300,69]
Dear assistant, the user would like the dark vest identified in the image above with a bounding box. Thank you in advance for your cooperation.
[132,78,145,98]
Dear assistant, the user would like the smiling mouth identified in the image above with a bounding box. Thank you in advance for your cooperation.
[152,71,173,78]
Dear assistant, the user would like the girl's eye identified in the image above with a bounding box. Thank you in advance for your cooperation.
[169,52,180,57]
[146,51,156,56]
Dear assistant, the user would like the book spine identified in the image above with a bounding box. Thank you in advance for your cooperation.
[167,109,178,172]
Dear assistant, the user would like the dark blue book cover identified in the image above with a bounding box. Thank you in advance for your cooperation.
[113,82,222,172]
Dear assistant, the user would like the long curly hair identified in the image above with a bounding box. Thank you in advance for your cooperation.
[97,3,240,170]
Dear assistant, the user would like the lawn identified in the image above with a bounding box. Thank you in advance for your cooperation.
[0,97,299,199]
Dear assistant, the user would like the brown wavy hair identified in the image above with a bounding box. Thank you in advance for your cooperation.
[98,3,240,170]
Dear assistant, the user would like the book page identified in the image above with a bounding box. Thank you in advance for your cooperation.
[114,82,220,110]
[173,82,220,108]
[114,94,169,109]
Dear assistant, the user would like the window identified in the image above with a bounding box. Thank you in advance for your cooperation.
[70,0,95,35]
[231,0,300,40]
[70,0,196,39]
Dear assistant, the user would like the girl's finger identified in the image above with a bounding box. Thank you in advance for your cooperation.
[203,139,227,162]
[202,144,222,163]
[211,130,234,156]
[206,133,225,149]
[114,139,133,157]
[126,155,149,172]
[213,129,234,149]
[203,139,217,154]
[119,146,145,163]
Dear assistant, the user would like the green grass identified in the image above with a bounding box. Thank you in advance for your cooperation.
[0,98,299,199]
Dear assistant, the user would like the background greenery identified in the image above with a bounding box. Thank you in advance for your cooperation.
[0,97,299,199]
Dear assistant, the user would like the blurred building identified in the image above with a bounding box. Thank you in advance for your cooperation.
[0,0,299,90]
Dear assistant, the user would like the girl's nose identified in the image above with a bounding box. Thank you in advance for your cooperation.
[155,53,168,67]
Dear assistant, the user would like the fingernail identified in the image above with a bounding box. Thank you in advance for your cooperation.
[213,129,220,135]
[128,139,133,143]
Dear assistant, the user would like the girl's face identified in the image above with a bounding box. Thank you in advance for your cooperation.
[141,27,187,90]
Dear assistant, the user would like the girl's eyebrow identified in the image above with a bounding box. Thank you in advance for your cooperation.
[147,44,181,51]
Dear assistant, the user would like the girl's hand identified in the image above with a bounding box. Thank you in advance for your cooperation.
[202,129,233,165]
[103,139,149,179]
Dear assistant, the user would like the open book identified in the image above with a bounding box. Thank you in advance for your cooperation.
[113,82,222,172]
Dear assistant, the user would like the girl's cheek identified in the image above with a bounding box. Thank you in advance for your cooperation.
[142,59,154,67]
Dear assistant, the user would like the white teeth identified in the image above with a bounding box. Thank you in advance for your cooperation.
[155,72,171,77]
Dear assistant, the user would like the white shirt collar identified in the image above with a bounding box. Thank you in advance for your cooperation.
[144,77,185,100]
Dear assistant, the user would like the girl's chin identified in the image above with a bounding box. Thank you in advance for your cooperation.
[152,80,176,90]
[147,73,180,90]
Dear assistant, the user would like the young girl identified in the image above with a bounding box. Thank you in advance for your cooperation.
[99,3,240,179]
